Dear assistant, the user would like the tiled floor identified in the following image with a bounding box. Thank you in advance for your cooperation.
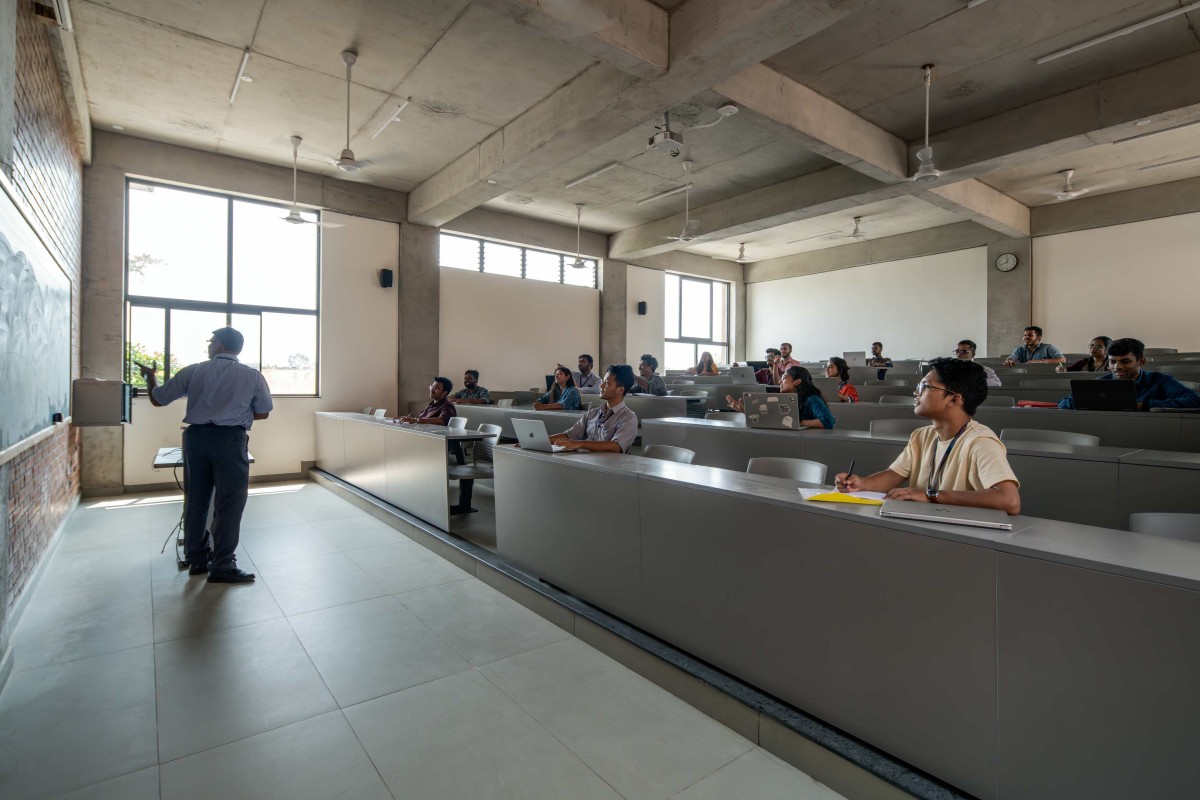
[0,481,847,799]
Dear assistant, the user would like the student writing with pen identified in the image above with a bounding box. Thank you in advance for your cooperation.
[833,358,1021,515]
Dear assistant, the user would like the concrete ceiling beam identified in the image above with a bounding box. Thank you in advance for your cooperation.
[472,0,668,79]
[407,0,871,227]
[922,179,1030,238]
[713,63,907,183]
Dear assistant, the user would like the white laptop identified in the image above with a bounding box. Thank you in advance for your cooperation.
[511,418,575,453]
[842,350,867,368]
[879,499,1013,530]
[727,365,757,383]
[742,392,800,430]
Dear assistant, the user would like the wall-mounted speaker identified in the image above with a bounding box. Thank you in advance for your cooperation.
[637,301,647,316]
[379,268,394,288]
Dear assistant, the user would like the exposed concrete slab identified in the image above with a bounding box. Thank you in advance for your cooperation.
[1031,174,1200,237]
[629,249,743,283]
[599,260,629,371]
[88,0,266,48]
[46,26,93,164]
[445,207,606,258]
[924,179,1030,238]
[714,63,907,182]
[398,224,441,410]
[986,238,1031,358]
[474,0,668,79]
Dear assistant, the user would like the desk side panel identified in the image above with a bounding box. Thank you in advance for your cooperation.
[383,428,450,530]
[314,414,345,477]
[997,552,1200,800]
[1008,454,1120,529]
[640,422,804,471]
[1118,463,1200,526]
[639,480,998,800]
[342,419,387,499]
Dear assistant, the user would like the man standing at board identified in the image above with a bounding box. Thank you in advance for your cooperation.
[140,327,272,583]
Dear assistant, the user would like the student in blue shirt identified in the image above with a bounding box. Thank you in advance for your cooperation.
[1003,325,1066,366]
[534,366,581,411]
[725,366,836,429]
[1058,338,1200,410]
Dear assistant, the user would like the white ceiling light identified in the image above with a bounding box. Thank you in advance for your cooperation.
[635,184,689,205]
[1138,154,1200,172]
[1037,1,1200,65]
[370,98,411,141]
[331,50,372,172]
[229,48,250,105]
[965,0,991,8]
[913,64,941,183]
[563,162,620,189]
[568,204,588,269]
[1112,118,1200,145]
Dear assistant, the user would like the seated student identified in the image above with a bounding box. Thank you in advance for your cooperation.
[825,357,858,403]
[630,354,668,396]
[1057,336,1111,373]
[400,377,455,424]
[549,365,639,452]
[686,351,719,376]
[954,340,1001,387]
[1003,325,1066,366]
[534,366,581,410]
[866,341,893,381]
[450,370,491,404]
[756,349,781,384]
[1057,337,1200,410]
[725,366,836,429]
[773,342,802,383]
[835,358,1021,514]
[571,354,602,395]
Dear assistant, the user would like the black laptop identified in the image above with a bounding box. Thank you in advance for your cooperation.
[1069,379,1138,411]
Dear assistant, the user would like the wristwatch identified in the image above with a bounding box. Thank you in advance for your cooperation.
[926,488,940,503]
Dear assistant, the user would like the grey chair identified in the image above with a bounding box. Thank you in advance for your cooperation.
[705,411,747,426]
[643,445,696,464]
[1000,428,1100,447]
[879,395,916,405]
[676,389,709,397]
[1129,513,1200,542]
[865,378,910,387]
[746,457,827,483]
[447,416,468,430]
[496,398,513,407]
[869,418,926,436]
[672,379,695,385]
[979,395,1015,407]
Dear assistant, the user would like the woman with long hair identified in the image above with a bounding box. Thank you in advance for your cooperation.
[825,356,858,403]
[686,351,719,376]
[725,366,835,429]
[534,366,581,410]
[1058,336,1112,373]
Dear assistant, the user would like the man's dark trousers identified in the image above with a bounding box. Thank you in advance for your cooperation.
[183,424,250,570]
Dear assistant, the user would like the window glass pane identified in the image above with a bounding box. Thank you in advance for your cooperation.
[439,234,479,270]
[664,274,680,338]
[482,241,522,278]
[231,313,262,372]
[563,259,596,287]
[169,309,228,377]
[127,305,165,387]
[680,279,712,339]
[261,313,317,395]
[664,342,696,372]
[712,282,729,342]
[128,184,228,302]
[708,346,728,366]
[232,200,318,310]
[525,250,562,283]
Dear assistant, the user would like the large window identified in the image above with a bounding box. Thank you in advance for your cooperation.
[664,274,729,370]
[439,232,598,288]
[124,180,320,396]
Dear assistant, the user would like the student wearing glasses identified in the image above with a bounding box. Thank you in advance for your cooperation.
[953,340,1001,387]
[1057,338,1200,410]
[834,357,1020,514]
[1057,336,1111,373]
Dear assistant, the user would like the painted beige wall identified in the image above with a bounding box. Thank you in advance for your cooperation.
[122,212,400,486]
[747,248,988,362]
[438,268,599,393]
[1033,212,1200,351]
[626,265,665,366]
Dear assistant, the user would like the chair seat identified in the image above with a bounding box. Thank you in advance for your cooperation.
[449,463,495,481]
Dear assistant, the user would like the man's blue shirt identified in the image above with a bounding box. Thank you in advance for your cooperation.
[1057,370,1200,410]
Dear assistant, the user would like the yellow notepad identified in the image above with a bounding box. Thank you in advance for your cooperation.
[798,488,886,506]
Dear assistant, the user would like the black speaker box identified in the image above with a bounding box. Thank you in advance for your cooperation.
[637,301,647,315]
[379,268,394,288]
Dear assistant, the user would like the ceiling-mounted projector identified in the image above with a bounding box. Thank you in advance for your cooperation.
[648,128,684,158]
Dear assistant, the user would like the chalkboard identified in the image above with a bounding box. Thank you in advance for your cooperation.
[0,181,71,452]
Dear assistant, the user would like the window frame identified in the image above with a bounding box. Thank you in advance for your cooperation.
[438,231,598,289]
[123,178,322,397]
[664,274,731,368]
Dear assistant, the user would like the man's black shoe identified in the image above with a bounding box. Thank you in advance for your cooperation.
[188,562,210,576]
[207,567,256,584]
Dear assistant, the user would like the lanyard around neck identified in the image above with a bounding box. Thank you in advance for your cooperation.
[927,421,971,494]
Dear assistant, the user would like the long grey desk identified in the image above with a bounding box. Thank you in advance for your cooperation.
[314,412,484,530]
[450,398,703,439]
[494,446,1200,800]
[641,418,1200,529]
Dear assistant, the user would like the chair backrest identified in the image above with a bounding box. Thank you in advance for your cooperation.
[705,411,747,426]
[448,416,468,430]
[1129,512,1200,542]
[676,389,709,397]
[473,423,504,462]
[672,379,695,385]
[865,378,910,387]
[362,406,374,415]
[879,395,916,405]
[1000,428,1100,447]
[497,399,514,407]
[642,445,696,464]
[869,418,926,437]
[746,457,827,483]
[476,423,502,442]
[372,408,387,419]
[979,395,1015,407]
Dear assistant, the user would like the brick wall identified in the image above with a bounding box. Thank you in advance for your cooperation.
[2,0,83,619]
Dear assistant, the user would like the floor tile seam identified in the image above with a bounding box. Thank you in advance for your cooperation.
[326,661,475,711]
[661,746,757,799]
[383,593,498,669]
[471,666,633,800]
[465,634,576,670]
[279,613,349,720]
[336,708,400,800]
[32,580,156,602]
[150,608,289,646]
[12,635,159,675]
[154,706,343,769]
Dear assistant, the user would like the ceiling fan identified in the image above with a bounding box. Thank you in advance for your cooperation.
[330,50,372,172]
[913,64,941,183]
[568,204,589,269]
[1053,168,1090,201]
[787,216,867,245]
[666,160,700,242]
[282,136,342,228]
[713,243,752,264]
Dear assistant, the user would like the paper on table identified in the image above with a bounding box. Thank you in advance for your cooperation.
[798,487,886,506]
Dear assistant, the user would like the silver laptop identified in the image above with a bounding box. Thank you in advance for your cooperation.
[842,350,867,368]
[742,392,800,430]
[879,499,1013,530]
[727,365,757,383]
[512,390,539,407]
[511,418,574,453]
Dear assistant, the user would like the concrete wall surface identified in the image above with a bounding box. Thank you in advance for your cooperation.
[626,265,665,366]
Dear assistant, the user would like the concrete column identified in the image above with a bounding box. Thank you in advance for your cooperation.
[600,260,628,370]
[398,223,440,413]
[733,274,747,362]
[0,0,14,179]
[986,238,1032,358]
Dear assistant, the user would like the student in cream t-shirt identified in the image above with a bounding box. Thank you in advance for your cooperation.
[834,358,1021,515]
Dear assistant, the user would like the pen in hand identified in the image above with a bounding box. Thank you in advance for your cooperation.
[836,459,855,492]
